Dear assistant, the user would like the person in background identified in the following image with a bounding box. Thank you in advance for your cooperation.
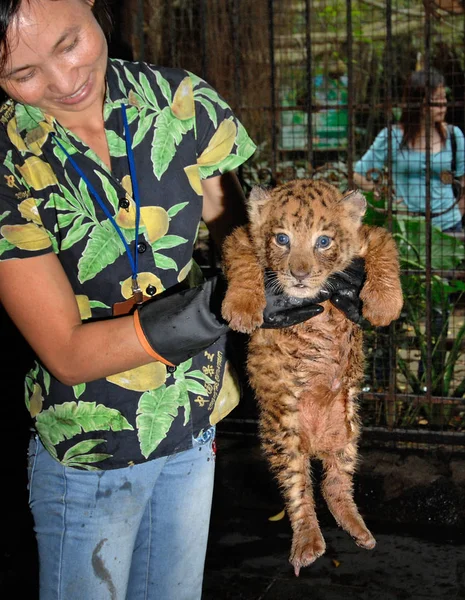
[354,69,465,233]
[0,1,365,598]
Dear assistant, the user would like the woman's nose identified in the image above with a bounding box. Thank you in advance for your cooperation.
[46,63,79,95]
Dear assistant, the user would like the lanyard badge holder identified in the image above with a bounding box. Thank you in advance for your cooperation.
[53,104,148,316]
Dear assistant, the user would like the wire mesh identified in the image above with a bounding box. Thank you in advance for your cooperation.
[125,0,465,450]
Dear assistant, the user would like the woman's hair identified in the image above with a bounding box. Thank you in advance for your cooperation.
[0,0,112,75]
[400,69,447,149]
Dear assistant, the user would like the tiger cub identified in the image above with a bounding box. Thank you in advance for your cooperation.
[221,179,403,575]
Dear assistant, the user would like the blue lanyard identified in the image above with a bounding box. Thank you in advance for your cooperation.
[52,104,141,292]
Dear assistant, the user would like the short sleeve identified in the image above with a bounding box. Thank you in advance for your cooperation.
[189,73,256,179]
[0,154,54,262]
[453,125,465,178]
[354,128,390,177]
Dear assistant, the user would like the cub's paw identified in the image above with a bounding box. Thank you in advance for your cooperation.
[361,290,403,327]
[222,291,266,333]
[289,527,326,576]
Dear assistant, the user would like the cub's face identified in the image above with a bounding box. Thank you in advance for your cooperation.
[247,180,366,299]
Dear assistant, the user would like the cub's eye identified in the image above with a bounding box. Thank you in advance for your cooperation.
[315,235,332,249]
[275,233,290,246]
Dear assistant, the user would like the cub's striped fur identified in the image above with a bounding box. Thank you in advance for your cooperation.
[221,179,403,575]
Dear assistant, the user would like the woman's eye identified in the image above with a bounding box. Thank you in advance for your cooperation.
[316,235,331,249]
[63,38,79,53]
[15,70,36,83]
[275,233,290,246]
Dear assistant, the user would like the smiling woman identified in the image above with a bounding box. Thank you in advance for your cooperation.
[0,1,368,598]
[0,0,260,598]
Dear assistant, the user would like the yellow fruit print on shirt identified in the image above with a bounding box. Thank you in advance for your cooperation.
[121,175,133,196]
[17,156,58,190]
[140,206,170,243]
[197,119,237,167]
[106,362,167,392]
[120,272,164,299]
[171,77,195,120]
[115,201,169,244]
[7,117,27,153]
[76,295,92,320]
[115,197,138,229]
[184,164,202,195]
[1,222,51,251]
[29,383,44,417]
[18,198,43,225]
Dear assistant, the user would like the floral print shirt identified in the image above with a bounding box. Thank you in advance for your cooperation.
[0,59,255,470]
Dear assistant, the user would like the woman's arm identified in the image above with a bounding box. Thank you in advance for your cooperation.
[201,171,248,252]
[0,253,153,386]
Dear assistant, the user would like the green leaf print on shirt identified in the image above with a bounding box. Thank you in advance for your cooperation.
[61,439,111,470]
[78,220,126,283]
[0,238,14,256]
[136,384,181,459]
[35,401,134,449]
[171,360,215,426]
[151,107,194,180]
[15,104,45,134]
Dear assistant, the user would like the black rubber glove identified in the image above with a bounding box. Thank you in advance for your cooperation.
[324,257,366,324]
[261,272,325,328]
[134,276,228,366]
[134,274,326,366]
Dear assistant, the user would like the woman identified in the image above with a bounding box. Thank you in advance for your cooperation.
[0,1,366,598]
[354,69,465,233]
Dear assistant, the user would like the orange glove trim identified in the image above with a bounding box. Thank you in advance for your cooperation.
[133,310,175,367]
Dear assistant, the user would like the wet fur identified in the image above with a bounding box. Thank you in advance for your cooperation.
[221,179,403,575]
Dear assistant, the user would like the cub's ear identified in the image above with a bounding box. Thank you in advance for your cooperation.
[247,185,272,223]
[340,189,366,223]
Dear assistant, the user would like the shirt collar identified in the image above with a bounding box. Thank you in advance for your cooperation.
[5,59,140,155]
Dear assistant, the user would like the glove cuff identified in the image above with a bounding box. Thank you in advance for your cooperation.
[133,310,175,367]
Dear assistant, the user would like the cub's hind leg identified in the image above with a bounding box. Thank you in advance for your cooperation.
[259,404,326,576]
[320,445,376,550]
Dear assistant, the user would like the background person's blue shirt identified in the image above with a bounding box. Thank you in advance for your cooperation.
[354,125,465,231]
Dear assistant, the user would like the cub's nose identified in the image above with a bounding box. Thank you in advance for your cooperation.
[290,268,310,282]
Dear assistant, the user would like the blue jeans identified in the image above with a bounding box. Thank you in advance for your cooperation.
[28,429,216,600]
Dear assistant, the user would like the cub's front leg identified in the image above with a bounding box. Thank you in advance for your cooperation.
[359,225,404,327]
[221,225,266,333]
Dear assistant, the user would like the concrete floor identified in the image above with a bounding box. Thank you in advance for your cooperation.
[203,433,465,600]
[2,430,464,599]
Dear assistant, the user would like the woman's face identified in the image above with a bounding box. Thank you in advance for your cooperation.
[428,85,448,124]
[0,0,108,122]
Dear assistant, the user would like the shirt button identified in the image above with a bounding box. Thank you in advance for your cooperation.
[146,284,157,296]
[137,242,147,254]
[119,198,130,209]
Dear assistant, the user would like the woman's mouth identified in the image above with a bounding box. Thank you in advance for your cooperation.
[57,76,93,106]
